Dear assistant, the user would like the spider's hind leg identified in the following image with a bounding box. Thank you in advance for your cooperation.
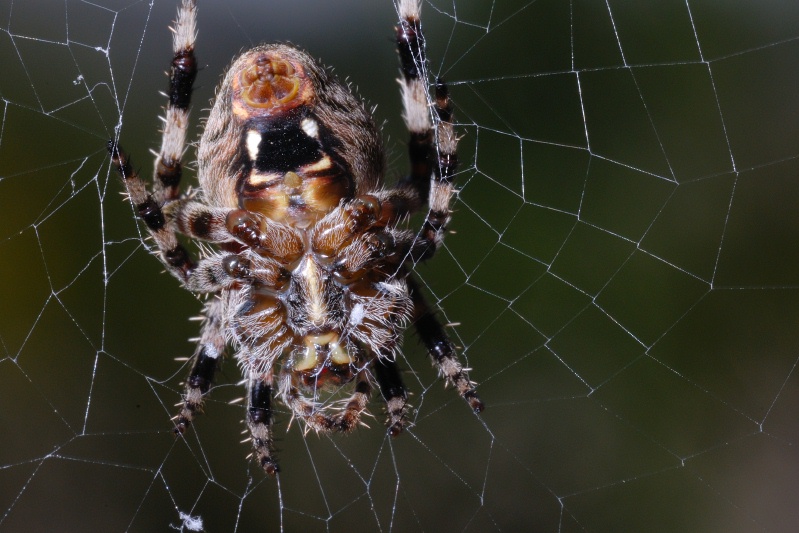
[175,296,226,434]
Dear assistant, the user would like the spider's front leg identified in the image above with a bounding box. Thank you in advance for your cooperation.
[408,275,483,413]
[246,371,279,475]
[374,357,409,436]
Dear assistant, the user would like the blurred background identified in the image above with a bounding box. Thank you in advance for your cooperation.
[2,0,799,531]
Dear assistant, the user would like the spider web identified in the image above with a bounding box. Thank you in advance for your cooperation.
[2,0,799,531]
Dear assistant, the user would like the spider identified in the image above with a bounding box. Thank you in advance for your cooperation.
[108,0,483,475]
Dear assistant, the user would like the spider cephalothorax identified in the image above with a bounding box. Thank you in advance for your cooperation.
[109,0,482,475]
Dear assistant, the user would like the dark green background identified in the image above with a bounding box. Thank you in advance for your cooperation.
[1,0,799,531]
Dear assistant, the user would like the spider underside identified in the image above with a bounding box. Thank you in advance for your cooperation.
[109,0,482,475]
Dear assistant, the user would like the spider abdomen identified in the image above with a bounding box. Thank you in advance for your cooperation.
[239,113,355,227]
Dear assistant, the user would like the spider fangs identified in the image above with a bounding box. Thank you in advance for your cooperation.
[108,0,483,475]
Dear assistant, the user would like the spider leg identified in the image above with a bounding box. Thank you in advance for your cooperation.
[155,0,197,203]
[426,78,458,242]
[276,367,372,434]
[396,0,432,201]
[395,2,474,409]
[246,372,279,475]
[395,0,458,263]
[170,201,304,265]
[373,357,409,436]
[107,155,304,287]
[277,368,338,433]
[183,251,288,293]
[407,275,484,413]
[109,142,196,280]
[108,0,199,280]
[409,79,458,262]
[175,296,226,434]
[334,372,373,431]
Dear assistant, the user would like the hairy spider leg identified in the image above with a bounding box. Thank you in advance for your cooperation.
[373,357,409,436]
[395,0,458,262]
[277,368,373,434]
[394,0,483,417]
[175,296,227,433]
[108,0,209,436]
[408,276,484,413]
[396,0,432,202]
[109,0,199,280]
[107,0,296,448]
[155,0,197,204]
[247,371,279,475]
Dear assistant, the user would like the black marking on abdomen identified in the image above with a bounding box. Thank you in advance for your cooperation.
[252,114,321,173]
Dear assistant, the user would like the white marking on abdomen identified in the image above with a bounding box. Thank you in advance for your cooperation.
[301,117,319,139]
[246,130,261,161]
